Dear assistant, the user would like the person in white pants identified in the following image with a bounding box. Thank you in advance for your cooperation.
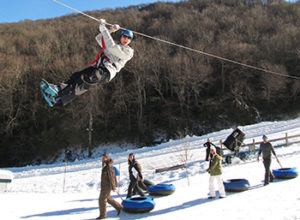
[206,146,226,199]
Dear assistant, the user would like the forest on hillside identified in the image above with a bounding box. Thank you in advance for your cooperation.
[0,0,299,167]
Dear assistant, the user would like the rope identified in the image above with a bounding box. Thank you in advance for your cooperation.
[52,0,300,80]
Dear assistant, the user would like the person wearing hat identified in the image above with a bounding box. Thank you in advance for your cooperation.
[43,19,134,106]
[126,153,145,198]
[257,135,280,186]
[206,146,226,199]
[203,138,220,161]
[203,138,216,161]
[97,153,123,219]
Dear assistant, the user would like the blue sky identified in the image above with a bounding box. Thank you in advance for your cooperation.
[0,0,181,23]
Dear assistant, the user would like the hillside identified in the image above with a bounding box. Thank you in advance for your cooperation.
[1,118,300,219]
[0,0,300,167]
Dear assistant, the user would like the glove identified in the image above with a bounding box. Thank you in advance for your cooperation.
[99,18,106,24]
[109,24,120,33]
[99,19,106,32]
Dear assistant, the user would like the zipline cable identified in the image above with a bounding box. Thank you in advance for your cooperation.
[52,0,300,80]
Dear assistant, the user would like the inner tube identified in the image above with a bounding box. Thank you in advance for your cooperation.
[139,179,155,191]
[113,166,119,177]
[148,184,175,196]
[223,179,250,192]
[122,196,155,213]
[272,167,298,179]
[0,179,12,183]
[143,179,155,188]
[223,128,245,151]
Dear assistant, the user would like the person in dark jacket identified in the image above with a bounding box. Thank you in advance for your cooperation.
[126,153,145,198]
[97,154,122,219]
[204,139,220,161]
[257,135,280,186]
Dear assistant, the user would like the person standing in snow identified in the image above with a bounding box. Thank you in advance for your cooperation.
[97,154,122,219]
[206,146,226,199]
[126,153,145,198]
[44,19,134,106]
[257,135,280,186]
[203,138,219,161]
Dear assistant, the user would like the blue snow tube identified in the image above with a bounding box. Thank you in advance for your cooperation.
[113,166,119,176]
[148,184,175,196]
[223,179,250,192]
[272,168,298,179]
[122,196,155,213]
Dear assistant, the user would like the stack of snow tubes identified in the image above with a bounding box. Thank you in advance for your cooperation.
[223,179,250,192]
[122,196,155,213]
[148,184,175,196]
[272,168,298,179]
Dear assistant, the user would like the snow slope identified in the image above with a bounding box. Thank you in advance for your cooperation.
[1,117,300,220]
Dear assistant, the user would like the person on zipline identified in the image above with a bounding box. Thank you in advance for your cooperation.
[43,19,134,106]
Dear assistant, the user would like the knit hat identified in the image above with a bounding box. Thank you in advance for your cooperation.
[262,135,268,140]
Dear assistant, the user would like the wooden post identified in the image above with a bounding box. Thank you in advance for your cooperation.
[63,159,67,192]
[285,133,288,147]
[88,110,93,158]
[118,163,121,194]
[219,140,223,157]
[252,139,255,152]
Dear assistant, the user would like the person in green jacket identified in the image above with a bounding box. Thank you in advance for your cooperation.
[206,146,226,199]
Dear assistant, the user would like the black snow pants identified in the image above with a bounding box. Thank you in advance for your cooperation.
[126,177,145,198]
[58,65,110,106]
[263,158,274,185]
[205,147,210,161]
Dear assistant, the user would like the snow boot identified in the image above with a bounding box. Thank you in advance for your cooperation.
[40,79,60,98]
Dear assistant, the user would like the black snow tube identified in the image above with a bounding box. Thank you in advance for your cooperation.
[223,128,245,151]
[148,184,175,196]
[272,168,298,179]
[139,179,155,191]
[223,179,250,192]
[122,196,155,213]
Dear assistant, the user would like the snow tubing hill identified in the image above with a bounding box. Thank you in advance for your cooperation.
[272,168,298,179]
[223,179,250,192]
[148,184,175,196]
[122,196,155,213]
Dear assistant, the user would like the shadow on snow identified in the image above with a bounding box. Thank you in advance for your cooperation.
[21,207,98,219]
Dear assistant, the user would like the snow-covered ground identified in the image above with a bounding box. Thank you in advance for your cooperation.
[1,117,300,220]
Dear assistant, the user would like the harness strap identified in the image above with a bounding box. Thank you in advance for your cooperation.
[91,36,108,66]
[90,36,117,69]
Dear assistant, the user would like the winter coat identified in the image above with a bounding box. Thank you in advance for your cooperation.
[208,154,223,176]
[203,142,211,149]
[95,24,134,81]
[258,142,276,160]
[101,159,117,191]
[204,142,221,155]
[128,160,143,181]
